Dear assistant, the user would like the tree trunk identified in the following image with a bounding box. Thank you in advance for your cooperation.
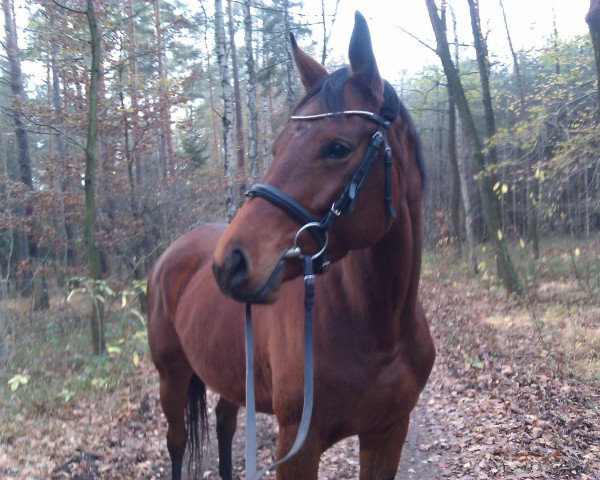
[583,166,591,237]
[426,0,523,294]
[227,0,246,199]
[118,63,145,280]
[467,0,497,157]
[126,0,143,186]
[587,0,600,113]
[124,0,147,278]
[2,0,31,191]
[320,0,327,64]
[243,0,259,180]
[455,115,479,274]
[199,1,221,176]
[260,15,272,170]
[448,93,463,257]
[447,4,477,272]
[49,8,76,271]
[215,0,236,220]
[2,0,48,307]
[499,0,539,258]
[444,5,462,260]
[499,0,525,112]
[283,0,295,112]
[319,0,341,64]
[85,0,106,355]
[261,93,271,170]
[153,0,175,179]
[467,0,522,292]
[0,127,15,297]
[2,0,31,277]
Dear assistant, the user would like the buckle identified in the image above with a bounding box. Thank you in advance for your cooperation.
[330,202,342,217]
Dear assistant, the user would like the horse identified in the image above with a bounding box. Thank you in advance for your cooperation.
[147,12,435,480]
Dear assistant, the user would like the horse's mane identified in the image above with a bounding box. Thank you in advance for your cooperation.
[292,67,426,187]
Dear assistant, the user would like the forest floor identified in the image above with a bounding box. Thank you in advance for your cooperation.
[0,239,599,479]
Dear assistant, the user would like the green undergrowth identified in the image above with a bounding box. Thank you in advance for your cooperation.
[424,236,599,291]
[0,286,148,419]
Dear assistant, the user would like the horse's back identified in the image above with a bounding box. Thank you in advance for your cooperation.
[147,223,226,368]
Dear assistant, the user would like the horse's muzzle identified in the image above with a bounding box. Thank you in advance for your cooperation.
[212,247,284,304]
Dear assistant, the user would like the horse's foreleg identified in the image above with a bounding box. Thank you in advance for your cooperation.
[216,397,239,480]
[358,414,410,480]
[274,426,321,480]
[158,364,193,480]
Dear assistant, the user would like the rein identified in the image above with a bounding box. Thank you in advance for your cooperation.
[244,255,315,480]
[243,100,398,479]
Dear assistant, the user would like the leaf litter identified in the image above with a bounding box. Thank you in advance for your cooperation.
[0,266,598,479]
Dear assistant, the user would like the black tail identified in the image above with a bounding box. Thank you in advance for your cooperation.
[186,373,209,476]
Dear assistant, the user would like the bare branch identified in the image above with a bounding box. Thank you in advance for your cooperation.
[393,25,436,53]
[50,0,86,15]
[0,104,85,150]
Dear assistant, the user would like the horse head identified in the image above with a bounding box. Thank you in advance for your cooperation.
[213,12,423,303]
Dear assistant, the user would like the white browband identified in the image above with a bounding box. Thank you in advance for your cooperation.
[290,110,379,121]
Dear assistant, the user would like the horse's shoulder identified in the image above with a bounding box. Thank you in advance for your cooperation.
[154,223,225,270]
[148,223,227,311]
[177,223,228,251]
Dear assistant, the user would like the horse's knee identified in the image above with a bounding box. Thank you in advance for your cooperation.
[358,415,410,480]
[159,369,192,420]
[274,426,321,480]
[216,397,239,438]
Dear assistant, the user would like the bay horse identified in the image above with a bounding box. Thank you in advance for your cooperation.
[147,12,435,480]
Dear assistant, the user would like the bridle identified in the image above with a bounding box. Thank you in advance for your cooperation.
[242,84,400,480]
[247,108,397,274]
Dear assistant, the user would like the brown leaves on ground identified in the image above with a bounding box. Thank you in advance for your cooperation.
[413,274,599,480]
[1,260,598,479]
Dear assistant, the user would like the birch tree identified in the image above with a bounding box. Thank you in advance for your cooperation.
[215,0,236,220]
[227,0,245,197]
[243,0,259,180]
[283,0,295,112]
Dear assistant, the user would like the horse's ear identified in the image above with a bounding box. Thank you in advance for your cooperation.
[290,33,328,90]
[348,11,382,96]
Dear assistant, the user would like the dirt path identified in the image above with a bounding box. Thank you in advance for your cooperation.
[176,387,441,480]
[395,387,444,480]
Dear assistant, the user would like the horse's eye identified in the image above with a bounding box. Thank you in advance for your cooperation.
[321,141,353,159]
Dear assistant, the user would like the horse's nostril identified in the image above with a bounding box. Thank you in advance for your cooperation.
[227,248,249,290]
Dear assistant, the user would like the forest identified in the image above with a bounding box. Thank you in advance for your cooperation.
[0,0,598,479]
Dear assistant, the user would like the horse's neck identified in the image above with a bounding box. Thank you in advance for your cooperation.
[335,219,420,348]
